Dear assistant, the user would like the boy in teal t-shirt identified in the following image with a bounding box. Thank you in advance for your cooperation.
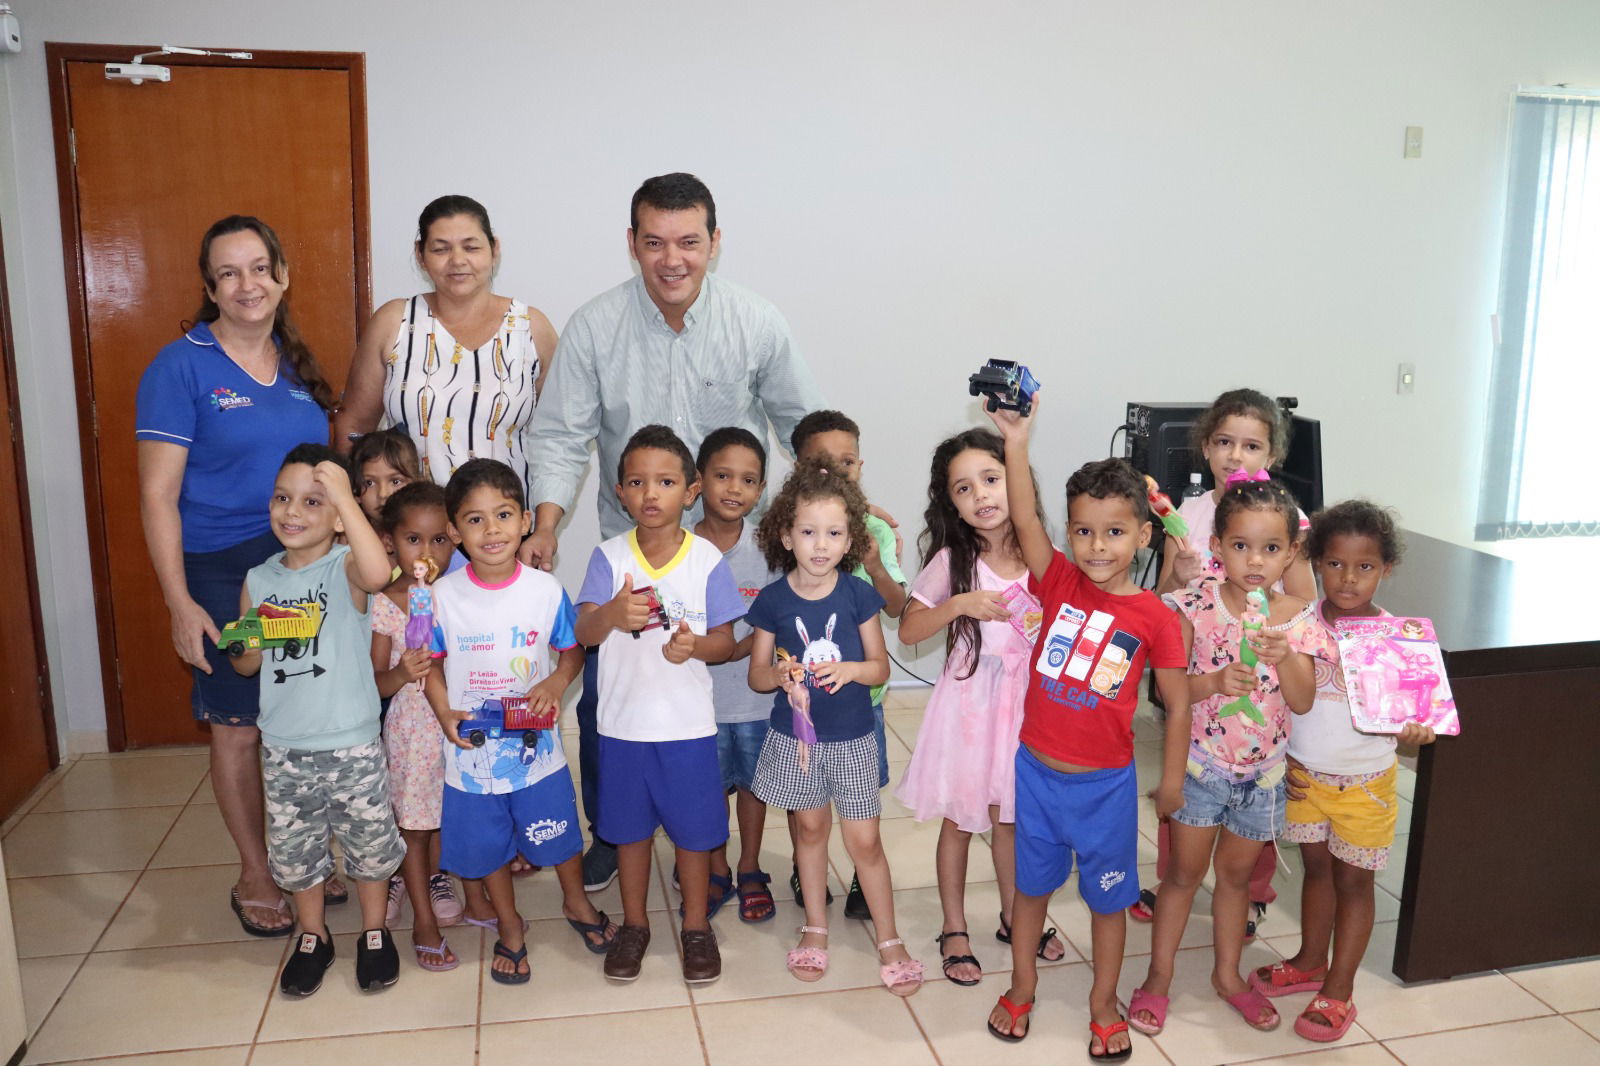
[791,410,908,920]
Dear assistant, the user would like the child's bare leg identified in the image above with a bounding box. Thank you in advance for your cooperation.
[460,876,495,922]
[840,816,906,961]
[401,829,450,959]
[992,816,1064,961]
[293,882,328,939]
[483,865,527,979]
[734,787,766,873]
[934,818,979,983]
[429,830,443,875]
[616,839,653,930]
[1089,908,1131,1056]
[792,807,831,952]
[987,889,1049,1038]
[356,875,389,931]
[1134,819,1218,1026]
[676,847,712,933]
[1210,829,1266,999]
[1281,840,1335,972]
[1318,858,1377,1003]
[554,853,614,948]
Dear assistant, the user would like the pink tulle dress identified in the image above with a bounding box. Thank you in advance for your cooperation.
[894,548,1033,832]
[373,592,446,830]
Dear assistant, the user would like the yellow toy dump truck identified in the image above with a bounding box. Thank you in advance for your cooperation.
[217,601,324,658]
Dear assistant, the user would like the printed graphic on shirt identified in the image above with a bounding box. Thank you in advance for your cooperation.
[210,386,253,411]
[257,585,330,681]
[792,614,840,688]
[1034,603,1144,709]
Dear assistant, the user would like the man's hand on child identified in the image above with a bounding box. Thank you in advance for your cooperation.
[611,574,652,634]
[1396,722,1436,746]
[956,590,1010,622]
[398,648,432,683]
[1284,756,1310,801]
[1249,627,1290,665]
[663,620,696,664]
[1215,661,1256,698]
[437,708,474,750]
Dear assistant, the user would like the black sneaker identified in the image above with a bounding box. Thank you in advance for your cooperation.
[355,927,399,992]
[790,863,833,909]
[844,873,870,921]
[1245,901,1268,942]
[583,841,619,893]
[280,930,335,997]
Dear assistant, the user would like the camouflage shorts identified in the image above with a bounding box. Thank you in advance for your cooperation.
[261,738,407,892]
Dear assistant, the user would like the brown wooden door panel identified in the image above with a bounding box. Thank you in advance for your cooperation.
[0,217,57,818]
[52,48,369,748]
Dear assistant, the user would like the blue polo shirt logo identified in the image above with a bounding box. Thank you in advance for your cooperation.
[209,387,254,411]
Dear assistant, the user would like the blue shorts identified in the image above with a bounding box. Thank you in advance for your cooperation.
[716,720,767,792]
[184,529,281,725]
[873,701,889,788]
[439,769,583,879]
[1013,747,1140,913]
[1170,759,1287,843]
[597,736,729,851]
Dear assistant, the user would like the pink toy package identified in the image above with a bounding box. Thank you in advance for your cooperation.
[998,582,1043,645]
[1334,616,1460,736]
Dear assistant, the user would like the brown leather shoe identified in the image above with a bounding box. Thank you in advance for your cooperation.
[604,924,651,982]
[680,927,721,984]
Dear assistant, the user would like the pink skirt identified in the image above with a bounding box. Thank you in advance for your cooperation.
[893,652,1026,832]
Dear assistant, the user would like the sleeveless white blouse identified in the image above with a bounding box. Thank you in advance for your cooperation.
[381,295,540,494]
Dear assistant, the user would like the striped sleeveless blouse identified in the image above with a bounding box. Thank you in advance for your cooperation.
[381,295,541,495]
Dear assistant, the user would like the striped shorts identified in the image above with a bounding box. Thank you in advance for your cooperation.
[751,728,881,820]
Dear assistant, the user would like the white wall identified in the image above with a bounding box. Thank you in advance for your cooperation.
[3,0,1597,749]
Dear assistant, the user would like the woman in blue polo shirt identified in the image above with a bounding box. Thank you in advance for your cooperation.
[136,215,335,938]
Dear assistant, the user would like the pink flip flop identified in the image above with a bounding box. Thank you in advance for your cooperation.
[1222,986,1281,1031]
[1128,986,1169,1035]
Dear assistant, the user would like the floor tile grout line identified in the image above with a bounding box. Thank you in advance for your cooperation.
[1557,1012,1600,1045]
[899,993,944,1066]
[1225,1037,1386,1064]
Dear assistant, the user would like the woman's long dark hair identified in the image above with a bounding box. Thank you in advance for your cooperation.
[194,215,335,411]
[919,428,1046,680]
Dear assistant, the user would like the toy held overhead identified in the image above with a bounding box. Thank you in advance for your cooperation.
[968,359,1040,417]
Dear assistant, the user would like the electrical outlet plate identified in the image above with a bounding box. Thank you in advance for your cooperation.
[1397,362,1416,394]
[1404,126,1423,159]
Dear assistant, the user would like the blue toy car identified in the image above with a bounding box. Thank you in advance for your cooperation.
[968,359,1040,416]
[458,696,552,749]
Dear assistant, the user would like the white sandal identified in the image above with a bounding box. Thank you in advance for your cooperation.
[787,925,829,982]
[876,937,924,997]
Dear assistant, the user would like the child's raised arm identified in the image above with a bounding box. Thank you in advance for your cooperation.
[314,460,390,598]
[986,400,1053,581]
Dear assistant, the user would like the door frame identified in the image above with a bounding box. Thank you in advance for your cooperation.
[44,42,373,749]
[0,216,60,775]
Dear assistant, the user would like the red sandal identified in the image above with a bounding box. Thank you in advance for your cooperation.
[987,993,1033,1042]
[1250,959,1327,997]
[1294,995,1357,1042]
[1089,1017,1133,1061]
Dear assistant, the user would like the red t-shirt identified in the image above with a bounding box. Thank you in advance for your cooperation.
[1019,551,1187,769]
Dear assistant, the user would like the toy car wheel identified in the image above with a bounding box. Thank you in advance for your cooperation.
[522,731,539,749]
[986,396,999,413]
[968,380,981,397]
[225,641,246,658]
[467,730,487,748]
[282,638,301,657]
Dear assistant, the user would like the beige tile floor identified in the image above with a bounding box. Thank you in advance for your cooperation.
[5,688,1598,1065]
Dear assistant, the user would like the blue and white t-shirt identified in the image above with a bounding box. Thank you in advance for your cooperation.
[746,572,885,743]
[134,321,329,553]
[430,563,577,795]
[577,529,745,742]
[709,521,783,725]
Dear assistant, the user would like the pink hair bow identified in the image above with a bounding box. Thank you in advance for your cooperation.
[1225,468,1272,487]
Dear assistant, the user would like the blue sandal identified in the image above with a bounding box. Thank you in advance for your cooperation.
[679,872,736,921]
[566,909,617,955]
[490,939,530,985]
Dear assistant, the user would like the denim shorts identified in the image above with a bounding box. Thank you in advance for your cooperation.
[716,719,767,792]
[1170,759,1287,842]
[184,529,282,725]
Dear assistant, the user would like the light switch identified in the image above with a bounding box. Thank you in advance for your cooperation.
[1398,362,1416,394]
[1404,126,1423,159]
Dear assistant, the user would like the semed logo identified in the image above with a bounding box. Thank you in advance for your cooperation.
[525,818,569,846]
[209,387,253,411]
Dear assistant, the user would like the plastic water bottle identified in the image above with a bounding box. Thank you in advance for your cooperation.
[1181,472,1205,504]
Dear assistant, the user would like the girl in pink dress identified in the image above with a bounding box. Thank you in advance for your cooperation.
[895,429,1065,987]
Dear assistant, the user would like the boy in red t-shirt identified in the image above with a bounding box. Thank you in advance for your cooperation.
[984,400,1191,1061]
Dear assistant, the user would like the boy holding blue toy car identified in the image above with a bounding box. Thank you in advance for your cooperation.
[425,459,617,986]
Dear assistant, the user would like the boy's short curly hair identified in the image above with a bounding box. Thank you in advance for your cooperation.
[444,458,525,520]
[790,409,861,458]
[348,428,421,488]
[617,424,697,484]
[1307,499,1403,564]
[280,443,356,493]
[1065,458,1151,524]
[380,480,448,534]
[756,456,871,573]
[696,426,767,480]
[1213,476,1303,544]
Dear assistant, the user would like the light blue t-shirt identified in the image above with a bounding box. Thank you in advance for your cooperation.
[246,544,381,751]
[134,321,329,553]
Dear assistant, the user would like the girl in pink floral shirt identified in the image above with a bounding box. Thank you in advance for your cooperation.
[1129,478,1331,1038]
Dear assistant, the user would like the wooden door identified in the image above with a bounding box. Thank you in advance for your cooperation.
[46,45,371,748]
[0,217,58,818]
